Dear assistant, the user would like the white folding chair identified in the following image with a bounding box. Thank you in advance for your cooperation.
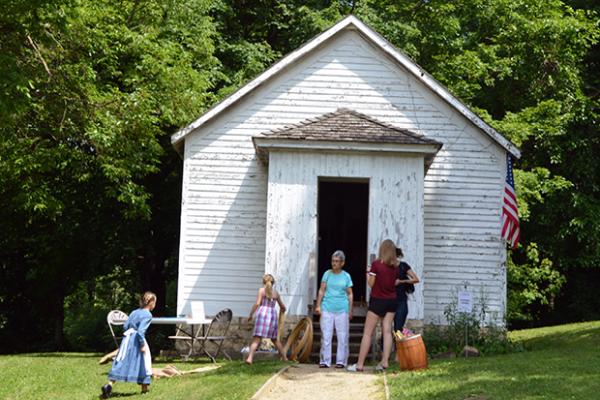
[107,310,128,349]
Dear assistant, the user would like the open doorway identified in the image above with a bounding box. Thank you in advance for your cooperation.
[317,179,369,303]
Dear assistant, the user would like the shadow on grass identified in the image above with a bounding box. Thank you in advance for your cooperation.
[23,352,103,358]
[101,392,137,398]
[150,358,290,378]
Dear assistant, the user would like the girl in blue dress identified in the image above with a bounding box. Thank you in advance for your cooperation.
[101,291,156,398]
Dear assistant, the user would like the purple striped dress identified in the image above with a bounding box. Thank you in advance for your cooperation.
[253,296,278,339]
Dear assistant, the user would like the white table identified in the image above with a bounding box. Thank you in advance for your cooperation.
[152,316,212,358]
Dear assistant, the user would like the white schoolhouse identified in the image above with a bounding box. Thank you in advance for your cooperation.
[171,15,520,327]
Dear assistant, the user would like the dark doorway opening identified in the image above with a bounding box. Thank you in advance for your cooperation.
[317,179,369,303]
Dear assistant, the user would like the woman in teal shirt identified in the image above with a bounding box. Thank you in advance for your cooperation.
[315,250,354,368]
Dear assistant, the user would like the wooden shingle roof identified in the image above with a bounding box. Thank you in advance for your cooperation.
[252,108,442,170]
[256,108,442,146]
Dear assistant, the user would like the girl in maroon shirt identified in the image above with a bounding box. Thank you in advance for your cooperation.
[348,239,399,372]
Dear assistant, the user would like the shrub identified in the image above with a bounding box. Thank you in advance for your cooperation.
[423,286,523,357]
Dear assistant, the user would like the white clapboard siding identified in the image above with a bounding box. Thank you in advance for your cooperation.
[264,151,425,316]
[177,28,507,323]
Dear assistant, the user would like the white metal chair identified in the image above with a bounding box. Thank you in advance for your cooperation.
[107,310,128,348]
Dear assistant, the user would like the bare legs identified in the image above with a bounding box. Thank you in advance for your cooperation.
[354,311,395,370]
[380,312,395,368]
[245,336,261,364]
[245,337,287,364]
[355,311,379,369]
[271,338,288,361]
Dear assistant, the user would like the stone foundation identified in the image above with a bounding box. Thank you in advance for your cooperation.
[168,315,424,361]
[170,315,308,360]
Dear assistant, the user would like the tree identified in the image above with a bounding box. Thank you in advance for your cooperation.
[0,0,222,351]
[1,0,598,351]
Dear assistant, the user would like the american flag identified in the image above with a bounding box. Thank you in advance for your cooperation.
[502,154,520,248]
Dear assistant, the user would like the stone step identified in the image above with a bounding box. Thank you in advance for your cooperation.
[312,321,365,330]
[312,331,365,339]
[307,302,372,363]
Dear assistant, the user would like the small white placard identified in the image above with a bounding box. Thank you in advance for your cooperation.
[457,290,473,313]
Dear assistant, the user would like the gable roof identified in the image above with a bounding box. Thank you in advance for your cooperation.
[252,108,442,170]
[255,108,442,146]
[172,15,520,159]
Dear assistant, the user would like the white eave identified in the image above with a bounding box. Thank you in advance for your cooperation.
[172,15,521,159]
[252,137,441,172]
[253,137,441,155]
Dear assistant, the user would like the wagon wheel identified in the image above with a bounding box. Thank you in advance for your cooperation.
[284,317,313,363]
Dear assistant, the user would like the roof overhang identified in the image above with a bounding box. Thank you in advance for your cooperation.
[252,137,442,172]
[172,15,520,159]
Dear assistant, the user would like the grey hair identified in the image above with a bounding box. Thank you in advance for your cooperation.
[332,250,346,261]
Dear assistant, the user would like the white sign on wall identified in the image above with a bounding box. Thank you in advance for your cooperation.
[457,290,473,313]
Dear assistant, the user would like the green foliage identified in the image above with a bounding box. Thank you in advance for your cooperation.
[507,243,566,322]
[63,267,137,351]
[424,286,521,356]
[0,0,221,351]
[1,0,599,351]
[63,270,179,352]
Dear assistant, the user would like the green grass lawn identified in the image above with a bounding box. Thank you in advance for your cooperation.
[1,322,599,399]
[0,354,285,400]
[386,321,600,399]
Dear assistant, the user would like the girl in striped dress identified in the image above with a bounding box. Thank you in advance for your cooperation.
[245,274,287,364]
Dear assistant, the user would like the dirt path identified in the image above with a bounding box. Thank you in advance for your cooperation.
[254,364,385,400]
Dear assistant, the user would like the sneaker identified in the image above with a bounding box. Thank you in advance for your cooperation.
[335,364,345,369]
[101,384,112,399]
[346,363,364,372]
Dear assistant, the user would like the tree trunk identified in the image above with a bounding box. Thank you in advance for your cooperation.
[140,248,168,315]
[53,293,65,350]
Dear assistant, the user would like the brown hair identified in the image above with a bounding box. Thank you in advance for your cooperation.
[263,274,275,299]
[140,291,157,308]
[378,239,398,267]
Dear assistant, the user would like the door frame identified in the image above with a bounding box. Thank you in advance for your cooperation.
[315,176,370,305]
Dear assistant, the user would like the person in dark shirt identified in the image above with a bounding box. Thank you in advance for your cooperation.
[394,247,419,333]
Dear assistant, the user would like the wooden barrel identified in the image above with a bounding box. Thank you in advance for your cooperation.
[396,334,428,371]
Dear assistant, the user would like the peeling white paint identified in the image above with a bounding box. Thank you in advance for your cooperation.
[176,28,508,325]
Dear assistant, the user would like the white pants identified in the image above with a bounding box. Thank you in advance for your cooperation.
[319,311,349,367]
